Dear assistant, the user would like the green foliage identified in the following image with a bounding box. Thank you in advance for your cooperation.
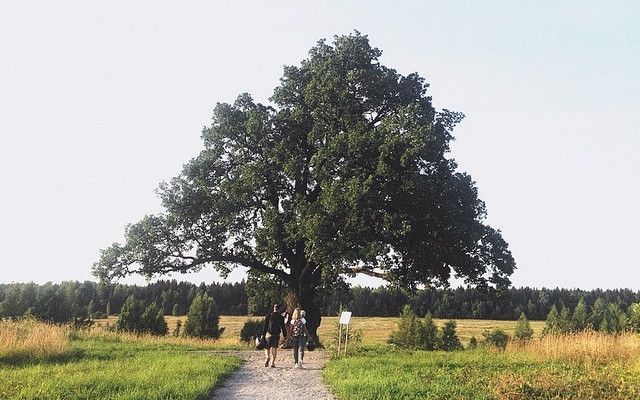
[94,32,515,341]
[172,304,179,316]
[141,303,168,336]
[590,297,607,329]
[117,296,144,334]
[183,293,221,339]
[543,305,561,335]
[239,319,263,342]
[421,312,438,350]
[245,270,286,316]
[559,306,574,333]
[514,312,533,341]
[439,320,462,351]
[117,296,168,335]
[572,297,588,331]
[482,329,509,350]
[468,336,478,349]
[388,305,425,349]
[628,303,640,332]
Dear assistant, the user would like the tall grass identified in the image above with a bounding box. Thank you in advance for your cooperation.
[0,319,69,360]
[508,331,640,363]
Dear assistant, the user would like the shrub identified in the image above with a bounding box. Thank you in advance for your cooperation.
[141,303,168,336]
[422,312,438,350]
[388,305,424,349]
[468,336,478,349]
[240,319,264,343]
[483,328,509,350]
[514,312,533,341]
[628,303,640,332]
[184,292,222,339]
[116,296,168,335]
[439,320,462,351]
[542,305,561,335]
[117,296,144,334]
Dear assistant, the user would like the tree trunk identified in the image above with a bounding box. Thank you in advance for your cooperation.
[283,287,322,345]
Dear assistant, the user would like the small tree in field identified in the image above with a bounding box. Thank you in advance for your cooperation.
[439,320,462,351]
[483,329,509,350]
[172,304,180,316]
[514,312,533,341]
[422,312,438,350]
[117,295,143,334]
[572,297,588,331]
[141,303,168,336]
[184,292,222,339]
[388,305,424,349]
[628,303,640,333]
[542,305,561,335]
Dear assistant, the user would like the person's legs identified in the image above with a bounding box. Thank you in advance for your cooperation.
[264,347,270,367]
[292,337,299,366]
[270,346,278,367]
[300,337,306,364]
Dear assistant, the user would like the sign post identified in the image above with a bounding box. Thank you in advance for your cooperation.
[338,311,352,356]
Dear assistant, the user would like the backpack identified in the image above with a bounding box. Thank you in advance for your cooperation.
[292,319,304,337]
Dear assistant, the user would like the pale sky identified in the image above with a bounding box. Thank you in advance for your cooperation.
[1,1,638,290]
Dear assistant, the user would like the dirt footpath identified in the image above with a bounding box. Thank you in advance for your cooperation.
[210,350,335,400]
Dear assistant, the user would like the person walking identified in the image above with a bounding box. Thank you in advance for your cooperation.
[261,304,287,368]
[289,307,309,369]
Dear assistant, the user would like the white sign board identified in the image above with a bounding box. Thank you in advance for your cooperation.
[339,311,352,325]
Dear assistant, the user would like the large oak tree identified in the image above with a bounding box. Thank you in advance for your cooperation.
[94,32,515,339]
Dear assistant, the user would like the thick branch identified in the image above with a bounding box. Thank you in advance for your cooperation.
[345,266,388,279]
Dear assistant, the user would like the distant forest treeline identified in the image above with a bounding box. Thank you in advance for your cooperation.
[1,280,639,323]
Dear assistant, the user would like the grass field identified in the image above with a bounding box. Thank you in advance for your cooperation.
[94,315,546,347]
[323,346,640,400]
[0,320,241,400]
[6,316,639,400]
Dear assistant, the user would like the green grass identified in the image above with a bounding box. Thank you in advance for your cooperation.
[0,335,241,400]
[323,347,640,400]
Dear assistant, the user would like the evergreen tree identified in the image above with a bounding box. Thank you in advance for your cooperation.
[422,312,438,350]
[559,306,574,333]
[184,292,221,339]
[439,320,462,351]
[106,301,111,316]
[117,295,144,334]
[590,297,607,330]
[514,312,533,341]
[572,297,588,331]
[628,303,640,333]
[172,303,180,316]
[543,305,561,335]
[388,304,424,349]
[141,303,168,335]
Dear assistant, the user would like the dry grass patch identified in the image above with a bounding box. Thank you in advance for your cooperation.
[0,319,69,360]
[508,331,640,364]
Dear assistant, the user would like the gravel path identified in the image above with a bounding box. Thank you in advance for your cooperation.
[210,350,336,400]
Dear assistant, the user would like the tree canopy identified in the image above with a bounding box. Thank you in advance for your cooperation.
[93,32,515,335]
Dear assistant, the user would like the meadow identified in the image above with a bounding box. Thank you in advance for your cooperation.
[4,316,640,399]
[0,320,241,400]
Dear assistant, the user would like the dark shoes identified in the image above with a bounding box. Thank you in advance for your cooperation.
[265,359,270,367]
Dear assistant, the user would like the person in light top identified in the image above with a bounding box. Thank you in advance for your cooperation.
[289,307,309,368]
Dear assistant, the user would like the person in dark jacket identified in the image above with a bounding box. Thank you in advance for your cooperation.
[261,304,287,367]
